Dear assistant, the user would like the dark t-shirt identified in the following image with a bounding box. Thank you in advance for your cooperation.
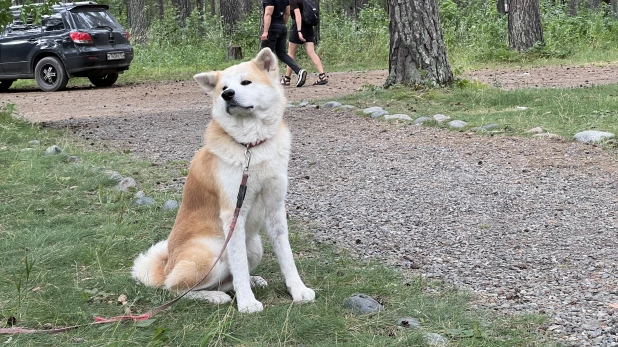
[289,0,303,14]
[263,0,289,28]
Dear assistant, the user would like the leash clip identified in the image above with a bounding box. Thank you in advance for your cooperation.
[244,146,252,171]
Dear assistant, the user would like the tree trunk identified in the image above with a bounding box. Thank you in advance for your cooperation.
[589,0,600,9]
[221,0,243,35]
[569,0,578,16]
[385,0,453,88]
[158,0,165,20]
[210,0,216,16]
[127,0,149,44]
[497,0,508,14]
[508,0,543,51]
[612,0,618,15]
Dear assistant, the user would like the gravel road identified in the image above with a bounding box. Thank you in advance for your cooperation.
[4,65,618,346]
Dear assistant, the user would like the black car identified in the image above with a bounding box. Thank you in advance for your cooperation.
[0,1,134,92]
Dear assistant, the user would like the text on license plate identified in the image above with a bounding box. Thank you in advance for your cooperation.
[107,52,125,60]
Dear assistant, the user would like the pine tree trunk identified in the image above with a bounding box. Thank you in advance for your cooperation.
[569,0,578,16]
[210,0,216,16]
[221,0,243,35]
[127,0,149,44]
[589,0,600,9]
[508,0,543,51]
[612,0,618,15]
[385,0,453,88]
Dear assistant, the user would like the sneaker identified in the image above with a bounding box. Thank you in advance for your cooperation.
[296,69,307,87]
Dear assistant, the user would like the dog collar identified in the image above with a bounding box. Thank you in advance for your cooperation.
[240,139,267,149]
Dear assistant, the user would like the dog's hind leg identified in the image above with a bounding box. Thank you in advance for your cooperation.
[184,290,232,304]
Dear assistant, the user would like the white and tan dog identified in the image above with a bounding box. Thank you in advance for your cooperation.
[131,48,315,313]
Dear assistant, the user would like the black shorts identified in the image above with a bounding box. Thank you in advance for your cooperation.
[289,23,315,44]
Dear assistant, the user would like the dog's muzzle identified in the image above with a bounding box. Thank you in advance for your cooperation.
[222,88,253,114]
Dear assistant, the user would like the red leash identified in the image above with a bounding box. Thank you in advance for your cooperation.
[1,143,258,335]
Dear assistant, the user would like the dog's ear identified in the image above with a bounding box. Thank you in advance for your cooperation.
[253,48,279,78]
[193,72,219,93]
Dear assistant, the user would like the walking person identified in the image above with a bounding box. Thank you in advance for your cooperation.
[283,0,328,86]
[261,0,307,87]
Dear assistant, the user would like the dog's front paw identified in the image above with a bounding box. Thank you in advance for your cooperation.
[290,286,315,303]
[237,299,264,313]
[250,276,268,288]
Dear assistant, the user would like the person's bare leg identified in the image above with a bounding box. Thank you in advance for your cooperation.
[285,43,300,79]
[305,42,324,74]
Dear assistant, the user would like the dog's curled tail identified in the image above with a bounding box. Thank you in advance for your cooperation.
[131,240,168,287]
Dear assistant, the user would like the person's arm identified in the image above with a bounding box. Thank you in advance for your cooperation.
[261,6,273,41]
[284,5,290,24]
[293,8,306,42]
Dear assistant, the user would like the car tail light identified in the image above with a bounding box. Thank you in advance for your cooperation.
[124,31,130,40]
[70,31,93,44]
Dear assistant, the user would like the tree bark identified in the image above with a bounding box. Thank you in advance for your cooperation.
[497,0,508,14]
[508,0,543,51]
[589,0,600,9]
[126,0,149,44]
[569,0,578,16]
[210,0,216,16]
[385,0,453,88]
[612,0,618,15]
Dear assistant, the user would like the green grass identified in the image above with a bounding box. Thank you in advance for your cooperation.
[0,105,551,346]
[337,83,618,143]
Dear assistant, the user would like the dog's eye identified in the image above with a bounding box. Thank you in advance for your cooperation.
[241,80,252,86]
[222,86,228,91]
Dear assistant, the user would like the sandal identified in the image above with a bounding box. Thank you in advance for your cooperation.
[313,73,328,85]
[280,75,291,86]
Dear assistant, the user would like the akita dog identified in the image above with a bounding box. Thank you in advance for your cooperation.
[131,48,315,313]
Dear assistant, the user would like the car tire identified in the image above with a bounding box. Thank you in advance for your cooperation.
[88,73,119,88]
[35,57,69,92]
[0,80,14,92]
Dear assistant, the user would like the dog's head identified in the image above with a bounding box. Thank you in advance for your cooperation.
[194,48,285,124]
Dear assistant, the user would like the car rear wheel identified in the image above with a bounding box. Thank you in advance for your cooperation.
[35,57,69,92]
[88,73,119,88]
[0,80,14,92]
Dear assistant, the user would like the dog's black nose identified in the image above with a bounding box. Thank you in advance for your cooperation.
[221,89,235,101]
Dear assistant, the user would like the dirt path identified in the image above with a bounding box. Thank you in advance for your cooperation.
[3,64,618,346]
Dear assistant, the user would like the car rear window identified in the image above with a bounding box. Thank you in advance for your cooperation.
[70,9,123,30]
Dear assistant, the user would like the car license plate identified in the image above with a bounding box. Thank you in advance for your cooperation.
[107,52,125,60]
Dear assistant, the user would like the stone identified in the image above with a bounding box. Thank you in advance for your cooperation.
[343,294,384,314]
[115,177,137,192]
[163,200,180,211]
[28,140,40,146]
[397,317,421,328]
[134,190,145,199]
[423,333,448,346]
[66,156,81,163]
[433,114,450,123]
[323,101,342,108]
[363,106,385,115]
[135,196,156,206]
[338,105,356,110]
[526,126,544,134]
[104,170,124,182]
[471,124,500,132]
[448,120,468,129]
[414,116,431,125]
[370,110,389,119]
[298,101,309,107]
[574,130,615,143]
[384,114,412,121]
[44,145,62,155]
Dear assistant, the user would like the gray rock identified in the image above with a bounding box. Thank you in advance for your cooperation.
[323,101,342,108]
[397,317,421,328]
[134,196,156,207]
[343,294,384,314]
[414,116,431,125]
[44,145,63,155]
[433,114,451,123]
[526,126,544,134]
[338,105,356,110]
[104,170,124,182]
[448,120,468,129]
[471,124,500,132]
[298,101,309,107]
[66,156,80,163]
[384,114,412,121]
[115,177,137,192]
[28,140,40,146]
[363,106,385,115]
[423,333,448,346]
[134,190,145,199]
[574,130,615,143]
[370,110,389,119]
[163,200,180,211]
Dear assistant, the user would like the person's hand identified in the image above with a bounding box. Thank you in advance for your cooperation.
[299,32,306,42]
[261,31,268,41]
